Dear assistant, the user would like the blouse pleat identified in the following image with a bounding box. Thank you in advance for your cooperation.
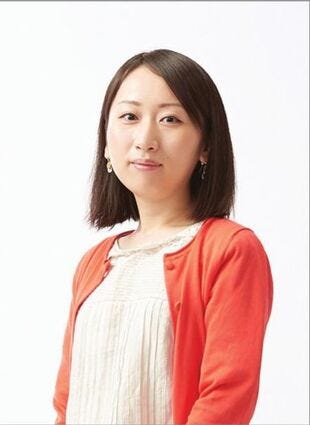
[66,221,203,425]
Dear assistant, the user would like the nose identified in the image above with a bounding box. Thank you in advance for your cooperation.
[134,119,159,152]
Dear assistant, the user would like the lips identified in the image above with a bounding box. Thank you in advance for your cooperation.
[132,159,161,166]
[131,158,162,172]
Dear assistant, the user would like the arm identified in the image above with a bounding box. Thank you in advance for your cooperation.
[52,251,89,425]
[187,229,273,424]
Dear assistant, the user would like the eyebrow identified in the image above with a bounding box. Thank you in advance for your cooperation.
[117,100,184,109]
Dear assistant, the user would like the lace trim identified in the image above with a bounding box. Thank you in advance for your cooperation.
[109,221,204,257]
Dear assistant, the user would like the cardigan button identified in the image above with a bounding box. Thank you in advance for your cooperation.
[102,262,111,278]
[175,301,181,311]
[166,262,175,270]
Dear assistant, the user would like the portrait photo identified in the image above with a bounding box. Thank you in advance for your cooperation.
[0,1,308,424]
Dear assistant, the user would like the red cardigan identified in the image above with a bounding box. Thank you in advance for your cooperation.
[53,217,273,424]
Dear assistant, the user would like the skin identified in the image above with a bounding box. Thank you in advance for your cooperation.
[105,65,208,248]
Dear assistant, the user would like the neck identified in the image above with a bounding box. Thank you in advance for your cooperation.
[133,194,195,235]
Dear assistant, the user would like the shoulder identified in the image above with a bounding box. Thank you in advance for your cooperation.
[196,217,269,261]
[73,228,133,277]
[199,217,253,242]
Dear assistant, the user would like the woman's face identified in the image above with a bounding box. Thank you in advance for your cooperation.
[105,65,207,202]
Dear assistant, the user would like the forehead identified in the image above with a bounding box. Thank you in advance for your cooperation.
[112,65,179,105]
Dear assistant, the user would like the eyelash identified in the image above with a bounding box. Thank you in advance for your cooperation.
[119,113,181,124]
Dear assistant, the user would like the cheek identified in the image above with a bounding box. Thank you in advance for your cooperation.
[167,129,201,159]
[106,126,129,156]
[106,123,121,143]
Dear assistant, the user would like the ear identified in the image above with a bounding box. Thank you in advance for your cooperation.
[199,149,208,164]
[104,146,109,159]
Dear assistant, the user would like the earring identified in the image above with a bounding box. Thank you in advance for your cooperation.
[106,158,113,173]
[200,161,207,180]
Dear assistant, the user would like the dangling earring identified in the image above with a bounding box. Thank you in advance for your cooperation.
[106,158,113,173]
[200,161,207,180]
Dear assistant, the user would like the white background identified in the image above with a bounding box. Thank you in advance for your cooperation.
[0,1,308,424]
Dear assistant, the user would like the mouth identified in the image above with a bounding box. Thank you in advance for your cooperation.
[131,160,162,171]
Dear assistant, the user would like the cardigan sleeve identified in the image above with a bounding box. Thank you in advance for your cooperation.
[186,228,273,425]
[52,250,91,425]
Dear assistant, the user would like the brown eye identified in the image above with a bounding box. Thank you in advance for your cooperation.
[161,116,181,124]
[119,113,137,121]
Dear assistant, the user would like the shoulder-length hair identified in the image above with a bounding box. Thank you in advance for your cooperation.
[86,49,235,230]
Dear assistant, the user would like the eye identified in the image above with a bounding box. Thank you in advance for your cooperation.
[119,113,137,121]
[161,116,181,124]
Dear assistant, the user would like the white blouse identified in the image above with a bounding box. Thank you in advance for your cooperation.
[66,221,203,425]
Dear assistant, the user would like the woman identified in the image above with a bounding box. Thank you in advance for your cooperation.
[53,49,273,425]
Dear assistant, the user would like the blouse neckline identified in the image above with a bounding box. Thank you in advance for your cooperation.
[113,221,204,254]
